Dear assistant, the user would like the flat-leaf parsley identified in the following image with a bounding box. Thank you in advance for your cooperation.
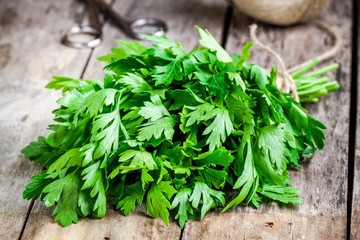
[22,27,336,228]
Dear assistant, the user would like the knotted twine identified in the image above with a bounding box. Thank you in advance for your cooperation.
[249,19,342,101]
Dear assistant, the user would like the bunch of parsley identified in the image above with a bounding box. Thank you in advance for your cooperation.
[22,27,329,228]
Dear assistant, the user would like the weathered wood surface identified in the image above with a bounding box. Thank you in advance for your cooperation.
[20,0,227,239]
[183,0,352,239]
[351,2,360,239]
[0,0,356,239]
[0,1,92,239]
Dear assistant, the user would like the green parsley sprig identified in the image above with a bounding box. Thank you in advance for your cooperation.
[291,59,340,102]
[22,27,336,228]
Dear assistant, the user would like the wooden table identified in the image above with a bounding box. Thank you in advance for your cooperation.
[0,0,358,239]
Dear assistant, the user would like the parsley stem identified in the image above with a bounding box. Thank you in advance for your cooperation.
[299,97,319,103]
[301,63,339,78]
[297,87,328,96]
[324,82,340,91]
[296,77,329,90]
[290,58,319,79]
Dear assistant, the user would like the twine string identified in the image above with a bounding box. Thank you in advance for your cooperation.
[249,19,342,101]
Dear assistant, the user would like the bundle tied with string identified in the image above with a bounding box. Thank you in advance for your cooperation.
[249,20,342,101]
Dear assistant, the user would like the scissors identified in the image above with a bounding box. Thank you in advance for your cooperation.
[62,0,168,48]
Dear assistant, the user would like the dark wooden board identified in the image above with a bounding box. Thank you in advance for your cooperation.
[351,1,360,239]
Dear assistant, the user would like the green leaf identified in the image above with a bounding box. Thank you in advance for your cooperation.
[43,171,81,227]
[290,103,308,129]
[91,107,129,159]
[141,34,178,50]
[153,60,182,86]
[196,26,232,63]
[304,116,326,150]
[195,148,234,167]
[21,136,59,166]
[200,167,227,189]
[141,168,154,190]
[57,89,88,112]
[171,188,193,228]
[137,116,176,142]
[260,185,303,204]
[258,124,286,171]
[110,150,157,176]
[168,89,197,110]
[84,89,118,117]
[104,56,145,74]
[196,72,229,99]
[203,108,233,151]
[78,191,93,217]
[117,181,145,216]
[80,143,97,167]
[250,64,268,89]
[239,42,253,64]
[223,136,257,212]
[23,172,53,200]
[81,161,107,217]
[116,39,148,55]
[189,182,225,219]
[138,95,170,121]
[118,73,152,93]
[146,181,176,224]
[185,102,215,127]
[45,76,81,92]
[227,72,246,91]
[47,148,82,177]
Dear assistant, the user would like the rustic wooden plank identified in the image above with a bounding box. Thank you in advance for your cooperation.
[183,1,352,239]
[22,209,180,240]
[21,0,228,239]
[351,2,360,239]
[0,1,93,239]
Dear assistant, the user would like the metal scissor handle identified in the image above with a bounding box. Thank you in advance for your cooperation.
[94,0,167,39]
[129,18,168,39]
[62,0,168,49]
[62,0,102,48]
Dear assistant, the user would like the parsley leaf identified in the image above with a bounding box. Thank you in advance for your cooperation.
[117,181,145,216]
[81,161,107,217]
[189,182,225,219]
[146,181,176,225]
[170,188,193,228]
[42,170,81,227]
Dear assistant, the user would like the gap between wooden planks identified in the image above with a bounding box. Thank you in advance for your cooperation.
[350,0,360,239]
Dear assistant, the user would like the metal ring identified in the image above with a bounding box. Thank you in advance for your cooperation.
[61,25,102,48]
[130,18,168,39]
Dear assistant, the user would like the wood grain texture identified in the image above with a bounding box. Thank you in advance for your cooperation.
[183,0,352,239]
[22,208,180,240]
[351,2,360,239]
[0,1,92,239]
[3,0,354,239]
[21,0,228,238]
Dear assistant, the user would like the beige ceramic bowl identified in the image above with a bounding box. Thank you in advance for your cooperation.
[232,0,331,25]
